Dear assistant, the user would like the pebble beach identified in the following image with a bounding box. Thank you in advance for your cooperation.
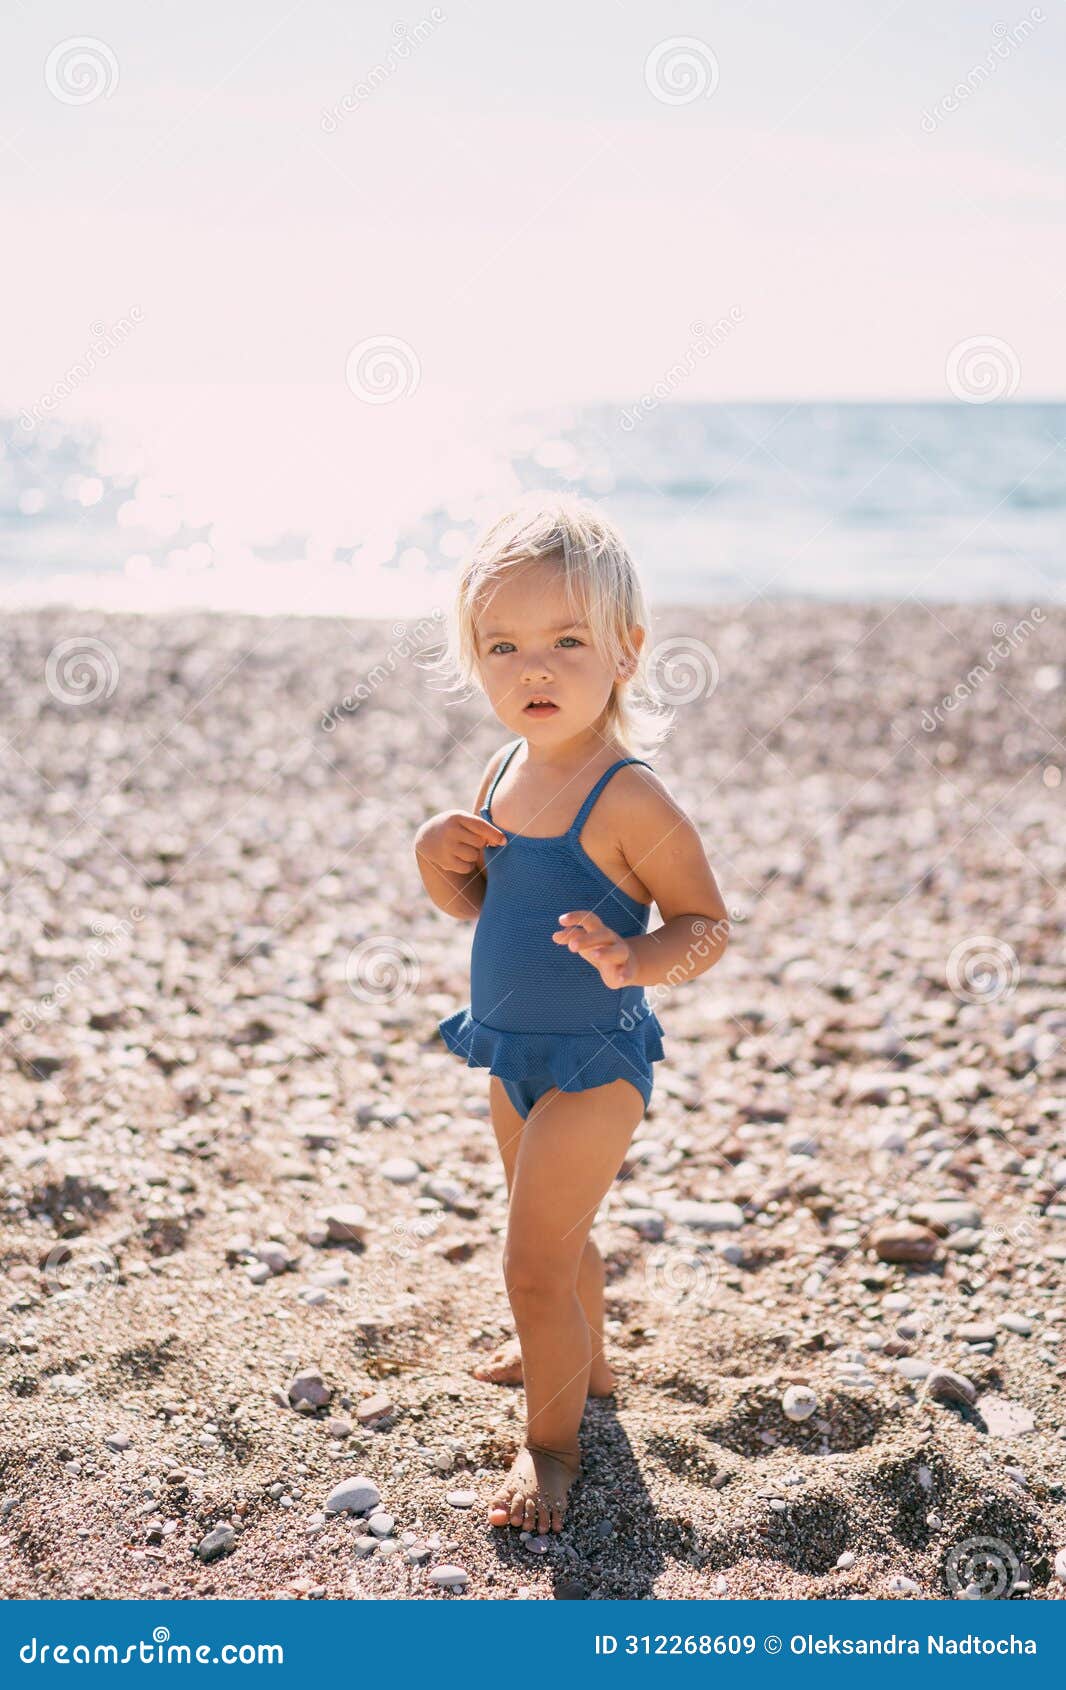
[1,598,1064,1602]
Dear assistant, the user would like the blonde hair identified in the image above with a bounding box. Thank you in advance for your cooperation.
[422,491,674,758]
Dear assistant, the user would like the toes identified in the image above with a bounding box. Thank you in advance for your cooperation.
[487,1504,511,1527]
[536,1497,550,1536]
[550,1505,564,1533]
[489,1484,515,1522]
[509,1489,527,1528]
[522,1495,537,1531]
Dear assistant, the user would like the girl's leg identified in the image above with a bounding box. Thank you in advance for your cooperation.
[485,1077,614,1394]
[487,1077,646,1535]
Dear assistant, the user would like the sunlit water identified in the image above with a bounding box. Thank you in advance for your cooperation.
[2,397,1063,616]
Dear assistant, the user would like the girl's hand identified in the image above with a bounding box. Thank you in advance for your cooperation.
[415,810,506,874]
[552,910,637,990]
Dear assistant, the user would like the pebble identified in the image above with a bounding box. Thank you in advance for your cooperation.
[428,1563,469,1588]
[195,1524,237,1562]
[782,1385,817,1421]
[287,1368,332,1411]
[975,1395,1036,1438]
[895,1357,933,1380]
[836,1551,856,1569]
[368,1513,395,1536]
[381,1157,421,1184]
[870,1222,939,1264]
[1054,1548,1066,1583]
[319,1205,367,1244]
[619,1208,666,1241]
[355,1393,394,1426]
[946,1228,984,1253]
[955,1322,998,1344]
[353,1535,378,1557]
[446,1489,476,1508]
[670,1199,745,1232]
[921,1368,977,1406]
[423,1177,479,1217]
[997,1313,1033,1336]
[48,1375,89,1396]
[886,1574,920,1593]
[909,1200,982,1234]
[253,1242,291,1275]
[324,1475,381,1515]
[104,1431,130,1451]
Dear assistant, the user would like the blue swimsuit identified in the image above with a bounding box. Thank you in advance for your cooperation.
[437,738,666,1118]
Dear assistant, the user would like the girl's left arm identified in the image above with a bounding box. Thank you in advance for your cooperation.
[555,776,730,990]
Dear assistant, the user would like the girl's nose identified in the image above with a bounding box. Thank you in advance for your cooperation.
[522,656,554,682]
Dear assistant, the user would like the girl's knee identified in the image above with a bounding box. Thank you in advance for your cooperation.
[504,1244,578,1308]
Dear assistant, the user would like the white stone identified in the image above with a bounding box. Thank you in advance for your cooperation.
[781,1385,817,1422]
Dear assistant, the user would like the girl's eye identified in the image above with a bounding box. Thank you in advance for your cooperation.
[487,637,583,654]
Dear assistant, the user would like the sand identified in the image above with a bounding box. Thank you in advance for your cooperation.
[0,599,1064,1602]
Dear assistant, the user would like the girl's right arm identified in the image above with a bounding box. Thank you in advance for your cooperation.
[413,747,509,921]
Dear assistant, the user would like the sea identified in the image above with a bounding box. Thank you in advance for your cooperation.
[1,401,1063,617]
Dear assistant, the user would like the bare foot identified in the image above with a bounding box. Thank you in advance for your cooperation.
[472,1338,616,1397]
[487,1444,581,1534]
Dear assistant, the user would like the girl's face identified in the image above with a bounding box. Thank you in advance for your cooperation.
[473,558,639,741]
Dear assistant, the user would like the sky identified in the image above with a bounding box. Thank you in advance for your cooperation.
[5,0,1064,408]
[1,0,1063,609]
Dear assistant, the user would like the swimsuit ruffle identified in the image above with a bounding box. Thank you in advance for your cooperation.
[437,1005,665,1098]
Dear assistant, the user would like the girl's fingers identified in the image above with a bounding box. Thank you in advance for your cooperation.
[556,909,607,932]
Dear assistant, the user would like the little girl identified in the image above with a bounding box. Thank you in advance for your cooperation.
[414,493,729,1537]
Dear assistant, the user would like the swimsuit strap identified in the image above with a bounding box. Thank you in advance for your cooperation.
[482,738,524,820]
[567,756,653,839]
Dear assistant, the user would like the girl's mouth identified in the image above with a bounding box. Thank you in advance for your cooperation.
[524,701,559,715]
